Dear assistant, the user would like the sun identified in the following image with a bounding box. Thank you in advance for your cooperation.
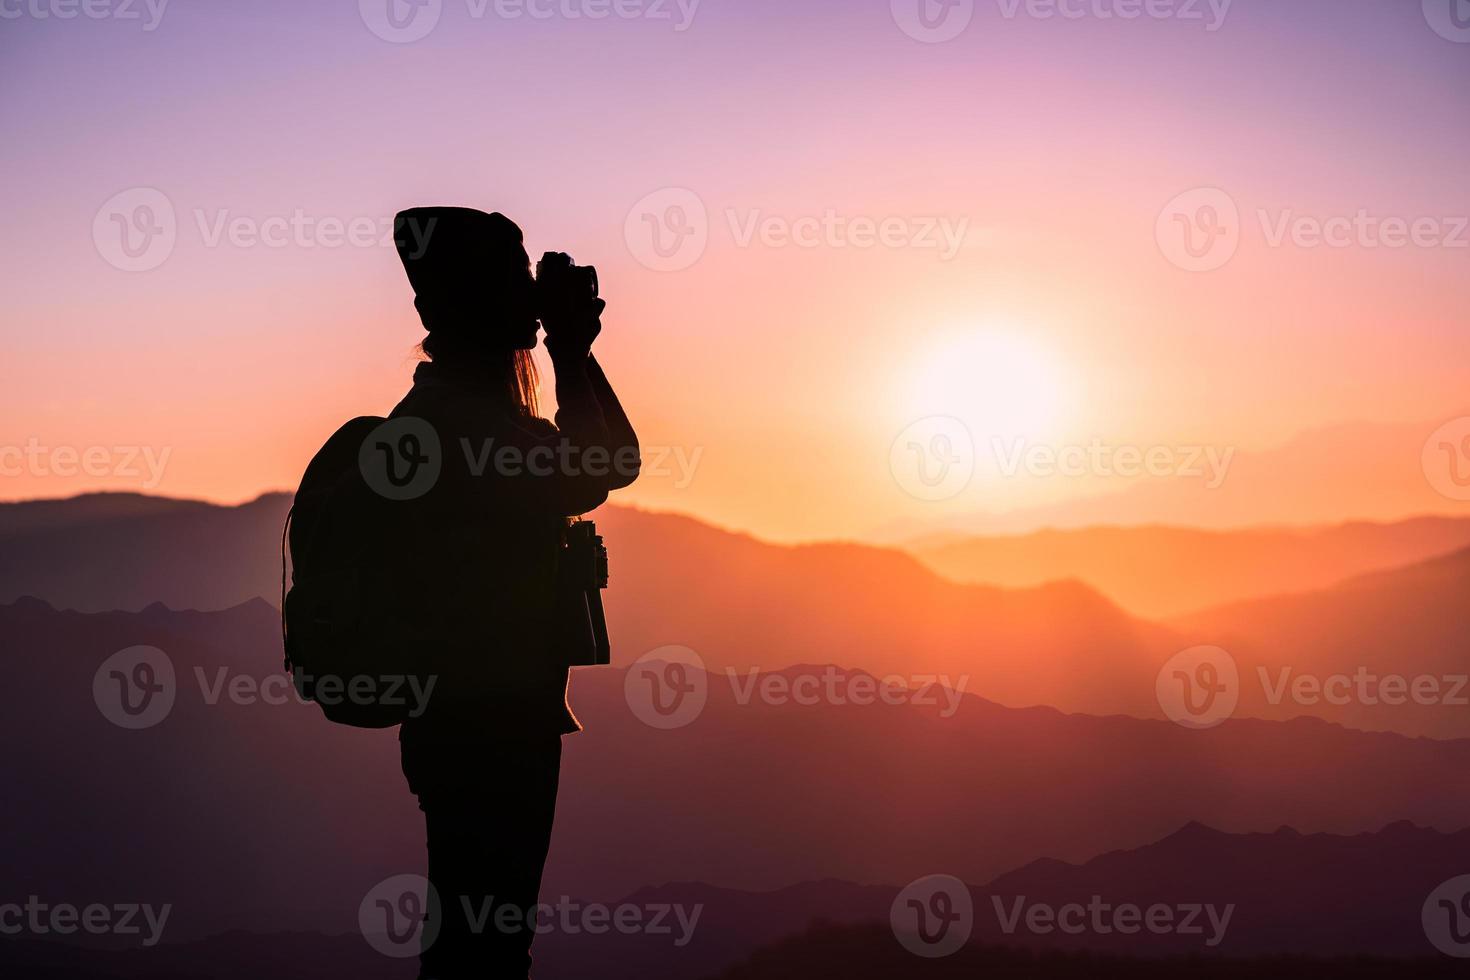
[906,326,1069,441]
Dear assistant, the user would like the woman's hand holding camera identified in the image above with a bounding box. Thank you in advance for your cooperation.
[542,297,604,364]
[537,251,603,364]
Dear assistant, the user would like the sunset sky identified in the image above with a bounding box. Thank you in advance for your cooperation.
[3,0,1468,540]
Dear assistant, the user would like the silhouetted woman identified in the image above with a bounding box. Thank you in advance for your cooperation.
[389,207,639,979]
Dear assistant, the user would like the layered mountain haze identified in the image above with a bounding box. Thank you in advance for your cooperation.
[5,490,1470,970]
[1171,547,1470,739]
[0,493,291,613]
[911,517,1470,619]
[4,493,1469,734]
[593,506,1181,718]
[6,596,1470,941]
[0,492,1176,716]
[10,0,1468,971]
[972,820,1470,956]
[713,925,1464,980]
[9,822,1465,978]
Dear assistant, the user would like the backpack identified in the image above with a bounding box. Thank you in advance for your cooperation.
[282,417,429,728]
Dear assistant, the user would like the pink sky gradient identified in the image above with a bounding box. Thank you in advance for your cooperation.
[2,0,1468,539]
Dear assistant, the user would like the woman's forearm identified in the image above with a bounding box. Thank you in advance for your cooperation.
[586,356,638,450]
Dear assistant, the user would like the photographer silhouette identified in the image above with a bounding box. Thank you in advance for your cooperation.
[386,206,640,979]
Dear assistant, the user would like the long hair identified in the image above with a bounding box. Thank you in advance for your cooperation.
[419,334,540,418]
[508,349,540,418]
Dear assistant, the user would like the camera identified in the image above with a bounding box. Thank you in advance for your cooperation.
[556,520,611,668]
[562,520,609,592]
[535,251,599,317]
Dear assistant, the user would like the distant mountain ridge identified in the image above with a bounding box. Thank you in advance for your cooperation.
[971,819,1470,955]
[0,492,292,613]
[6,598,1470,946]
[5,819,1465,976]
[1170,545,1470,738]
[911,517,1470,618]
[0,491,1188,719]
[6,493,1470,736]
[711,924,1464,980]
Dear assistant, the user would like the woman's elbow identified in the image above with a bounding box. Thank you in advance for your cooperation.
[606,444,641,491]
[561,483,610,516]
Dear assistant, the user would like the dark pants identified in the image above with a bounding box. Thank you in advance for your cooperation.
[401,735,564,980]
